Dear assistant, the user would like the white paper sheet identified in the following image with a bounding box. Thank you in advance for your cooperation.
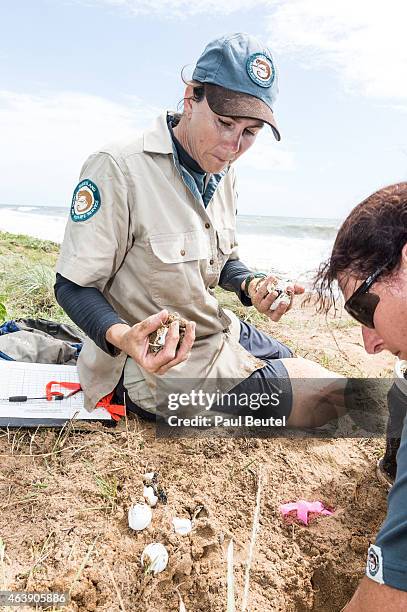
[0,361,113,424]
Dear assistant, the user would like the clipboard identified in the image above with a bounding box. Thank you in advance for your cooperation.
[0,361,116,427]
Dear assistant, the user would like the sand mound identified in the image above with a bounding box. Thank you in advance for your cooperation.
[0,423,388,611]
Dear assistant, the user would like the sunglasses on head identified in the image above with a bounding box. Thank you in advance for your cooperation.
[344,261,391,329]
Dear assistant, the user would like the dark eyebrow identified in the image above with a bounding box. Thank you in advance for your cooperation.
[233,118,264,129]
[217,114,264,130]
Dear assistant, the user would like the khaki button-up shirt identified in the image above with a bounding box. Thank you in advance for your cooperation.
[56,113,264,410]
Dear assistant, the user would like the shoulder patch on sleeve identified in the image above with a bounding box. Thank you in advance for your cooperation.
[71,179,101,222]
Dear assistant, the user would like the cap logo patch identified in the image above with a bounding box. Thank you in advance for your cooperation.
[71,179,101,222]
[246,53,275,88]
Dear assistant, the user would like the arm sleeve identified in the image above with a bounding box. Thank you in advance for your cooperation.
[219,259,253,306]
[54,273,125,356]
[56,151,131,291]
[218,166,253,305]
[374,413,407,591]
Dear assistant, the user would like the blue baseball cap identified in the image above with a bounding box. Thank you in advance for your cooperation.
[192,33,280,141]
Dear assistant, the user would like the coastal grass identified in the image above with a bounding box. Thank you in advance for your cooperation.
[0,231,70,322]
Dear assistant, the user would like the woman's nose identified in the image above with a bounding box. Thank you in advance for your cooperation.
[224,129,242,153]
[362,326,385,354]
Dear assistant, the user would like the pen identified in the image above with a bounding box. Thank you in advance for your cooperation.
[0,395,65,402]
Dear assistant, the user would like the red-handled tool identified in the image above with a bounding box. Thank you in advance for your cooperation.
[1,381,125,423]
[45,381,82,401]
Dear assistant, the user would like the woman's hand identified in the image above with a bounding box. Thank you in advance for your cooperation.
[247,274,305,322]
[106,310,196,375]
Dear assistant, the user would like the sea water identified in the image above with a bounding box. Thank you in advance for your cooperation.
[0,205,340,286]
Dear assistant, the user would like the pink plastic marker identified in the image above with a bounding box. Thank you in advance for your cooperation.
[279,500,333,525]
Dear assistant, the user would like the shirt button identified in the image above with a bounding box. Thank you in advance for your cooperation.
[180,249,186,256]
[209,258,214,265]
[205,223,210,229]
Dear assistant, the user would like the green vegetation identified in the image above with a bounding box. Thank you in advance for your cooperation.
[0,230,268,328]
[0,231,70,322]
[94,474,119,513]
[214,286,269,327]
[0,301,6,323]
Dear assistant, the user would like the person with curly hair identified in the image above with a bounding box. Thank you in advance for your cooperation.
[313,182,407,610]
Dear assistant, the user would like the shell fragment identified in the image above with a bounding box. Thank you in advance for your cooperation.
[141,543,169,575]
[256,277,293,311]
[172,517,193,535]
[143,485,158,507]
[269,291,292,311]
[148,312,188,353]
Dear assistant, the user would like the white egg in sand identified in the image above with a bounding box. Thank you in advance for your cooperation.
[128,503,152,531]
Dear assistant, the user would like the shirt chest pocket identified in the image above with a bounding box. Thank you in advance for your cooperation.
[217,228,235,269]
[148,231,209,307]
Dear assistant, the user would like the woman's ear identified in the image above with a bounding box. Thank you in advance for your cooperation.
[183,85,194,118]
[401,243,407,267]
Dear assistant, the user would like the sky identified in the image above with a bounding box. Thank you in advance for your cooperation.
[0,0,406,219]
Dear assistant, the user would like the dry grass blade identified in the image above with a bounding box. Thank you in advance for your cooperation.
[69,535,100,595]
[51,412,79,454]
[103,558,126,612]
[0,441,95,459]
[94,473,118,512]
[0,538,6,589]
[25,531,55,590]
[226,539,235,612]
[241,465,264,612]
[176,587,187,612]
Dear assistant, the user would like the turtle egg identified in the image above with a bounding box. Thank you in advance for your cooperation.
[143,485,158,507]
[269,292,292,311]
[172,517,192,535]
[128,503,152,531]
[141,543,168,575]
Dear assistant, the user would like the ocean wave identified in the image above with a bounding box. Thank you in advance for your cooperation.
[17,206,36,212]
[237,220,339,240]
[237,233,333,283]
[0,207,337,281]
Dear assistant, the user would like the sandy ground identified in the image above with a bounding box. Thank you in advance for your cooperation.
[0,298,396,612]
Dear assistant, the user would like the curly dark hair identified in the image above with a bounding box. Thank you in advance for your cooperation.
[174,72,206,119]
[312,182,407,313]
[181,67,205,102]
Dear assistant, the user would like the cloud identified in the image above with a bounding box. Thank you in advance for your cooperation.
[0,90,159,206]
[0,87,293,210]
[386,104,407,114]
[235,133,295,172]
[84,0,407,101]
[80,0,268,17]
[267,0,407,100]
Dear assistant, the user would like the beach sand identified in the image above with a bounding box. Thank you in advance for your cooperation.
[0,232,396,611]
